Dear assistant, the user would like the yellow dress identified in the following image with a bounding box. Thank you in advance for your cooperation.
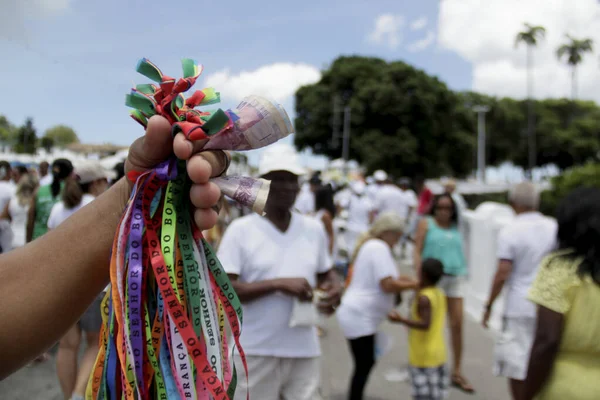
[408,287,447,367]
[528,250,600,399]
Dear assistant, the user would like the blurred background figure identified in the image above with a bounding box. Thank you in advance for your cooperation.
[38,161,53,186]
[295,173,322,215]
[315,184,336,255]
[443,178,467,228]
[112,161,125,183]
[11,164,29,186]
[523,187,600,400]
[48,161,113,400]
[0,161,15,254]
[27,158,74,243]
[345,180,375,259]
[0,173,39,250]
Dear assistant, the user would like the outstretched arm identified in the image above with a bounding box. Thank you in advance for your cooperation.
[0,116,228,379]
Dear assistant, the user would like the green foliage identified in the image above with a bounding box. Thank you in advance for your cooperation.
[295,56,474,178]
[40,136,55,153]
[557,35,594,66]
[43,125,79,147]
[13,118,37,154]
[0,115,17,145]
[295,56,600,177]
[541,162,600,216]
[515,23,546,47]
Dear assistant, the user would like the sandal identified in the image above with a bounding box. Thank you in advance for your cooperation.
[451,374,475,394]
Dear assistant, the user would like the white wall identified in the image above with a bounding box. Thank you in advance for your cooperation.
[462,202,516,331]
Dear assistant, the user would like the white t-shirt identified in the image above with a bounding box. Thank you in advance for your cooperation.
[346,194,374,233]
[218,213,332,358]
[334,188,352,210]
[39,174,53,187]
[375,184,413,219]
[47,194,95,230]
[0,181,16,213]
[366,183,380,202]
[294,184,315,215]
[8,197,29,248]
[496,212,557,318]
[336,239,399,339]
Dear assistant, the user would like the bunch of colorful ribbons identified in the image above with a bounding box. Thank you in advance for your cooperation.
[88,58,293,399]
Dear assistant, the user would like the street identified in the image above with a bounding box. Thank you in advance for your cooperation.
[1,314,508,399]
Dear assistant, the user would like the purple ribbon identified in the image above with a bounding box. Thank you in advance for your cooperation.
[127,179,146,392]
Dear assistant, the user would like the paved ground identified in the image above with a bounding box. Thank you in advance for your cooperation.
[1,313,508,400]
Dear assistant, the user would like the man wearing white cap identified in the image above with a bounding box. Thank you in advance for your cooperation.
[218,144,342,400]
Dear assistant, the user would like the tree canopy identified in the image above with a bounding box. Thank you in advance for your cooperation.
[295,56,600,177]
[43,125,79,147]
[294,56,474,178]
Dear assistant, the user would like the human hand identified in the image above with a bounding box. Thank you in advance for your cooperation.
[317,280,342,315]
[274,278,313,301]
[482,306,492,329]
[124,115,229,231]
[388,310,405,323]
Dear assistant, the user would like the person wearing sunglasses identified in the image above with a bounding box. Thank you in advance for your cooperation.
[414,193,473,394]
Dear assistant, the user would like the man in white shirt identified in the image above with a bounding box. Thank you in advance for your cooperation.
[218,144,342,400]
[374,177,411,221]
[482,182,557,400]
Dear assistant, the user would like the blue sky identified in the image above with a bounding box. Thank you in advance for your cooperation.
[0,0,473,168]
[6,0,597,173]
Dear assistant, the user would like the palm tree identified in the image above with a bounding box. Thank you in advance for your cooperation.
[556,35,594,100]
[515,23,546,178]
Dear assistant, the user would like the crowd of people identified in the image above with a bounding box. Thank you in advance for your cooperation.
[2,132,600,400]
[0,157,123,400]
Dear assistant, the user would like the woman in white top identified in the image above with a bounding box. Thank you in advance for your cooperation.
[337,212,418,400]
[49,162,111,400]
[0,173,39,250]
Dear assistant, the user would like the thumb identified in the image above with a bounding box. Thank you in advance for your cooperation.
[126,116,174,173]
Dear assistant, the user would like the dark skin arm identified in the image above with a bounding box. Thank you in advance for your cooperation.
[0,115,228,379]
[388,294,432,330]
[0,202,10,221]
[227,274,314,303]
[26,191,37,243]
[482,260,513,328]
[413,218,428,275]
[522,306,564,400]
[320,211,335,255]
[380,276,419,293]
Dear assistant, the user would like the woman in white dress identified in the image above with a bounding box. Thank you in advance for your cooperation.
[0,173,38,250]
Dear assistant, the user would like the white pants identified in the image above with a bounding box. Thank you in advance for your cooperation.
[235,355,321,400]
[493,317,536,380]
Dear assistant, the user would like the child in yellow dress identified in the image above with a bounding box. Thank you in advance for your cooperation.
[389,258,449,400]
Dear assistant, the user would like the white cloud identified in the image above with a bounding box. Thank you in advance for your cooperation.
[367,13,405,49]
[0,0,71,40]
[410,16,428,31]
[438,0,600,101]
[203,63,321,103]
[407,30,436,52]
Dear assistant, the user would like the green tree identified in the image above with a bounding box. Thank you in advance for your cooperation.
[294,56,475,178]
[556,35,594,99]
[0,115,17,146]
[40,136,55,153]
[515,23,546,176]
[43,125,79,147]
[14,118,37,154]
